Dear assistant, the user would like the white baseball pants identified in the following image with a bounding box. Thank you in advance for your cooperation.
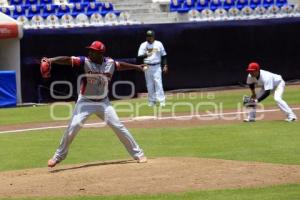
[247,81,297,120]
[144,64,165,104]
[51,96,144,163]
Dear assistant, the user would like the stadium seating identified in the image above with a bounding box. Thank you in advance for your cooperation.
[16,15,30,28]
[90,12,104,26]
[25,0,38,7]
[60,13,75,27]
[57,4,71,18]
[86,2,101,16]
[71,3,87,17]
[266,4,280,16]
[275,0,287,7]
[196,0,209,11]
[0,0,298,29]
[187,8,200,21]
[263,0,274,8]
[250,0,262,9]
[12,5,26,18]
[40,0,53,6]
[253,5,267,17]
[27,5,42,19]
[169,0,183,12]
[236,0,249,10]
[104,11,118,25]
[10,0,23,6]
[228,7,241,18]
[241,5,254,18]
[214,7,227,19]
[280,4,293,16]
[223,0,235,10]
[75,13,89,26]
[45,14,61,28]
[42,4,58,18]
[30,14,45,28]
[1,6,11,15]
[201,8,214,20]
[210,0,222,11]
[182,0,196,10]
[118,11,137,25]
[101,2,114,15]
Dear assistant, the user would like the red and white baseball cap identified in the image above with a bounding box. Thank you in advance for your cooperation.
[246,62,260,72]
[86,41,106,53]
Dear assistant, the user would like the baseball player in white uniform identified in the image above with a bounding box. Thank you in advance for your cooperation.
[138,30,168,107]
[46,41,147,168]
[244,62,297,122]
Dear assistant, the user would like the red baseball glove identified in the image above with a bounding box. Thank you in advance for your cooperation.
[40,57,51,78]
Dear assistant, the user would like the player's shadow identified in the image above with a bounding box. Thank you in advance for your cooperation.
[49,159,134,173]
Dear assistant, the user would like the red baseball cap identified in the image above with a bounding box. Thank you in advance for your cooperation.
[86,41,106,53]
[246,62,260,72]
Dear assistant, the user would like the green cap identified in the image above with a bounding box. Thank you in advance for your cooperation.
[146,30,155,37]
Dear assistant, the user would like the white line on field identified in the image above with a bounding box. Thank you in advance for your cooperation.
[1,107,299,134]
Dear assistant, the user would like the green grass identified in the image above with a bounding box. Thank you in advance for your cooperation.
[1,184,300,200]
[0,85,299,126]
[0,121,299,172]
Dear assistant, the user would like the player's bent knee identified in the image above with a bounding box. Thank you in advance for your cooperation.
[274,96,282,103]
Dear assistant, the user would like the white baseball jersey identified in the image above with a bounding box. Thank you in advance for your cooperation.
[138,40,167,65]
[72,56,118,99]
[246,69,283,90]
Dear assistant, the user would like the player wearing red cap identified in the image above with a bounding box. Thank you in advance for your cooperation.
[43,41,147,168]
[244,62,297,122]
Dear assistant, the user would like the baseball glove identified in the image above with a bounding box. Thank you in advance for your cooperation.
[243,96,257,107]
[40,57,51,78]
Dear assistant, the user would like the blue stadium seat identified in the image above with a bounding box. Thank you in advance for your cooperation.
[42,4,58,18]
[57,4,71,18]
[275,0,286,7]
[27,4,42,19]
[71,3,87,17]
[176,0,196,13]
[12,5,26,18]
[183,0,196,9]
[101,2,114,15]
[250,0,261,9]
[263,0,274,8]
[170,0,183,12]
[223,0,235,10]
[236,0,249,9]
[83,0,102,5]
[86,2,101,16]
[24,0,38,7]
[210,0,222,11]
[10,0,23,6]
[40,0,53,6]
[196,0,209,12]
[0,7,11,16]
[69,0,82,3]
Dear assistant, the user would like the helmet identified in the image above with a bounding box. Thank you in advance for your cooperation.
[246,62,260,72]
[86,41,106,53]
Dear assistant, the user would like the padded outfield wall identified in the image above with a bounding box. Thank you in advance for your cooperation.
[20,17,300,102]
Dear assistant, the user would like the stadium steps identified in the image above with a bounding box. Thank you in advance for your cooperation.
[100,0,176,24]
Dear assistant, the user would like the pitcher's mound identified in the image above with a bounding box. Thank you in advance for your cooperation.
[1,157,300,198]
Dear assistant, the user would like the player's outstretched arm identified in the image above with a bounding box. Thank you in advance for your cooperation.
[48,56,72,66]
[40,56,76,79]
[116,61,144,72]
